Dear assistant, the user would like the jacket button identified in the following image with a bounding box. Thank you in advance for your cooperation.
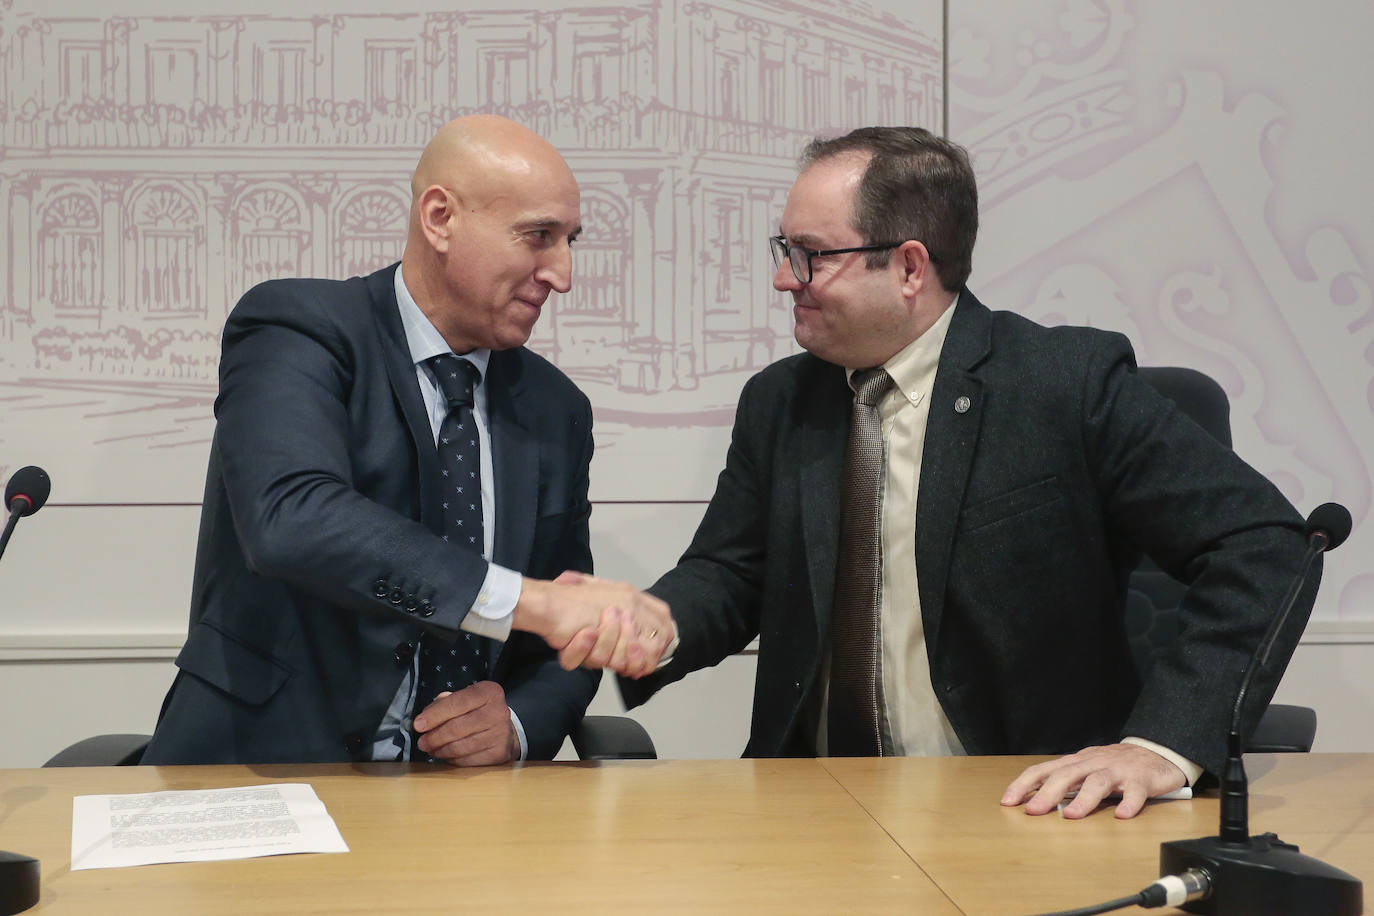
[394,641,416,665]
[343,732,366,756]
[418,599,435,618]
[372,579,388,598]
[389,586,405,604]
[403,595,419,614]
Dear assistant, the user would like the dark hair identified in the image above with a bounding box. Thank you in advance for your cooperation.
[799,126,978,292]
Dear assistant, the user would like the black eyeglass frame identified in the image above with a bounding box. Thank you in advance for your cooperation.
[768,235,908,284]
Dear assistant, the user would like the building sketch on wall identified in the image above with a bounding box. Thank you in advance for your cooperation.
[0,0,944,503]
[947,0,1374,617]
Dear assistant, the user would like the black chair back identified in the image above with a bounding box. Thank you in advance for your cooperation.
[1125,366,1315,753]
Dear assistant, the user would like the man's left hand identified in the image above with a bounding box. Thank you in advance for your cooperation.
[413,681,520,766]
[1001,743,1187,819]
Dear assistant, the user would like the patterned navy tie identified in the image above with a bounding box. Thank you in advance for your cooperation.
[827,367,894,757]
[413,354,493,761]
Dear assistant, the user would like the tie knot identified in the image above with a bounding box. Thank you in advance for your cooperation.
[851,367,893,407]
[427,354,480,410]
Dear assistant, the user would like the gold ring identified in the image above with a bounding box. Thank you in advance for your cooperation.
[646,629,658,639]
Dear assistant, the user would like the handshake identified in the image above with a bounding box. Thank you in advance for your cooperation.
[514,571,675,678]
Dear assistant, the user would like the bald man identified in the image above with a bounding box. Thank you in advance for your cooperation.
[144,116,671,766]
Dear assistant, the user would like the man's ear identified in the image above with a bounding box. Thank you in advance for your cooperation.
[417,185,456,254]
[897,239,932,299]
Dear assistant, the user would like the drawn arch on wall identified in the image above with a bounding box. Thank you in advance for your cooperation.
[232,183,309,292]
[126,180,206,317]
[567,188,630,321]
[333,184,410,279]
[35,183,103,317]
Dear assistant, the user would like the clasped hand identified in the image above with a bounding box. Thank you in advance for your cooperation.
[517,571,674,678]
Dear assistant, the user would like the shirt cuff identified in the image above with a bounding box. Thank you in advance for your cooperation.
[656,621,680,670]
[508,707,528,761]
[1122,735,1204,786]
[459,563,521,641]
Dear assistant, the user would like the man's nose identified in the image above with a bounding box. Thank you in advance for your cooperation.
[537,242,573,293]
[773,260,802,292]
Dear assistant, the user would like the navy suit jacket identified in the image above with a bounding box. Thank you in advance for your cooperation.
[621,291,1315,776]
[144,264,599,764]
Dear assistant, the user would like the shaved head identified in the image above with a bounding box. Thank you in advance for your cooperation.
[410,114,573,215]
[400,115,582,354]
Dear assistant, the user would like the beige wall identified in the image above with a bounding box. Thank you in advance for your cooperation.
[3,0,1372,767]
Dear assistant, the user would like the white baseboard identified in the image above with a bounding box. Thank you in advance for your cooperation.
[0,631,185,661]
[3,618,1372,662]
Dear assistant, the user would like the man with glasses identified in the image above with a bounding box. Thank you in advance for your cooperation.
[610,126,1314,819]
[144,115,672,767]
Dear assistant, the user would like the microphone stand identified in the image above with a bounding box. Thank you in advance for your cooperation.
[1,471,46,915]
[0,503,28,563]
[1158,506,1362,915]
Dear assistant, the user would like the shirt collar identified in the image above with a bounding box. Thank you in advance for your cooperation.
[394,264,491,379]
[847,292,959,408]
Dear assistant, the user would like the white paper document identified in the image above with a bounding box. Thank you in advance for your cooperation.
[71,782,349,870]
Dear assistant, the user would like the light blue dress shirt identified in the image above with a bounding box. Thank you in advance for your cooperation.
[371,266,527,761]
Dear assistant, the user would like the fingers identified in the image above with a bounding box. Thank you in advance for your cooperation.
[424,721,512,766]
[620,592,673,678]
[413,683,491,733]
[607,607,637,673]
[1002,750,1105,816]
[1001,758,1055,808]
[1114,782,1150,820]
[1001,744,1188,820]
[1060,770,1115,819]
[414,682,515,766]
[1023,757,1093,816]
[558,627,599,670]
[580,606,627,669]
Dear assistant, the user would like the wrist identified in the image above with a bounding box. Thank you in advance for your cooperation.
[512,578,552,638]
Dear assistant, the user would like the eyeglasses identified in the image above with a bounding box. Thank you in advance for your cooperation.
[769,235,902,284]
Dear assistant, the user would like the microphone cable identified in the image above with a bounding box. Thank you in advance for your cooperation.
[1028,868,1210,916]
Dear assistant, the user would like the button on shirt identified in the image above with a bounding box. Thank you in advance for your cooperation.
[371,266,527,762]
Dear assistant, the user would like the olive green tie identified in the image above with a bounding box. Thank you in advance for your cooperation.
[827,367,894,756]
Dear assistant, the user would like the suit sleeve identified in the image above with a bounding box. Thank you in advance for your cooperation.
[619,372,774,708]
[1080,337,1315,775]
[214,282,488,638]
[500,395,600,758]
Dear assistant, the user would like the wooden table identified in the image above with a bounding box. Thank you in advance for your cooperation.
[1,754,1369,914]
[824,754,1374,914]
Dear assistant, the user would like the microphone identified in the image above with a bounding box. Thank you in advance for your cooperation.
[4,465,51,517]
[1,466,52,565]
[1158,502,1362,915]
[0,468,48,912]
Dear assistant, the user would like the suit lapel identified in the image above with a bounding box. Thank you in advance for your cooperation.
[916,294,991,658]
[486,350,538,574]
[367,265,443,534]
[799,363,851,645]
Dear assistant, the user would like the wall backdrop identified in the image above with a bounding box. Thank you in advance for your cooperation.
[0,0,1370,765]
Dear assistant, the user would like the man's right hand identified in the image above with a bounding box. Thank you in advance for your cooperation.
[513,572,673,678]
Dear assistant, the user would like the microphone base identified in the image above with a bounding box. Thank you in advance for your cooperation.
[1160,834,1362,915]
[0,850,39,915]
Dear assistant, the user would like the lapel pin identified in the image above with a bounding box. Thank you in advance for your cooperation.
[954,396,971,414]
